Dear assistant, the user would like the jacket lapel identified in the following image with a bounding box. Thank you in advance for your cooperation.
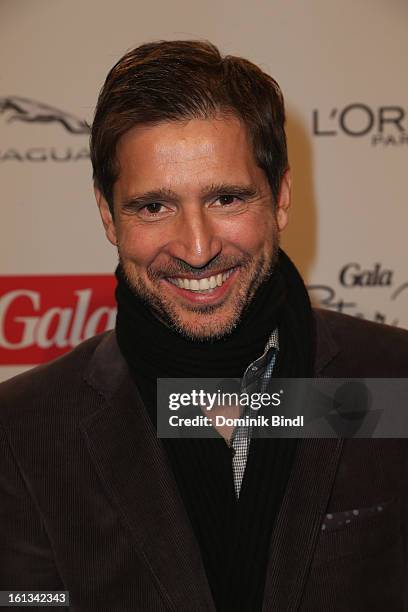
[262,438,344,610]
[262,309,343,610]
[81,333,216,612]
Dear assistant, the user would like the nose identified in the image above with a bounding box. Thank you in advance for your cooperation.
[166,206,222,268]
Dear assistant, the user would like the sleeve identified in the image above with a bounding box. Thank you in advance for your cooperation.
[0,422,65,592]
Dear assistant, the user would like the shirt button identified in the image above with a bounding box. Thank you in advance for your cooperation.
[251,366,258,372]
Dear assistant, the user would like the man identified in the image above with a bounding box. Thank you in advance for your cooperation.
[1,40,408,611]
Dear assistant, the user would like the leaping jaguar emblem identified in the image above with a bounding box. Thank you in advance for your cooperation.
[0,96,90,134]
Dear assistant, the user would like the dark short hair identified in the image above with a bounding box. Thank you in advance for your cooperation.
[90,40,288,212]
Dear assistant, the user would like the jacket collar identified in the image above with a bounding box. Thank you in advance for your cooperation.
[82,309,342,610]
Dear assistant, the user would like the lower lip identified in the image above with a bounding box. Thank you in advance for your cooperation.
[162,268,239,304]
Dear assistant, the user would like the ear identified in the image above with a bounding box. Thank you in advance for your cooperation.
[275,168,291,232]
[94,186,117,246]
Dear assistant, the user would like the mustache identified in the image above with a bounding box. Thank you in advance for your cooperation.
[147,255,251,279]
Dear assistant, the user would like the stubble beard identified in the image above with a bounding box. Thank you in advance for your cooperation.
[118,239,280,342]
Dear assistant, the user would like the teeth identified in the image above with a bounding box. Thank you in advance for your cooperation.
[199,278,210,290]
[168,269,234,292]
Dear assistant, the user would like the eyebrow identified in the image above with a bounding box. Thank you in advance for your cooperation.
[121,183,259,207]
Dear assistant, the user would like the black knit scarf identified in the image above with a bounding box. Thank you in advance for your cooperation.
[115,249,315,611]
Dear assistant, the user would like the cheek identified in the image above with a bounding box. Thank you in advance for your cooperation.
[116,223,160,266]
[218,214,276,254]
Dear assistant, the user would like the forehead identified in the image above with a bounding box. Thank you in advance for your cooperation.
[114,115,266,193]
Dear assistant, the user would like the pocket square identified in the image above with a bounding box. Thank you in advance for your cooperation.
[321,500,392,532]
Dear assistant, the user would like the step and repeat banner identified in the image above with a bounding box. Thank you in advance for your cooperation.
[1,0,407,381]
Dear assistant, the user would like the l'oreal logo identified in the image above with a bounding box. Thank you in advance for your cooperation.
[313,104,408,146]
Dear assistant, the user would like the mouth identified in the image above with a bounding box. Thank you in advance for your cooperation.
[166,268,234,292]
[162,267,239,304]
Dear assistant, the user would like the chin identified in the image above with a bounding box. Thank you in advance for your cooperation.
[167,308,242,341]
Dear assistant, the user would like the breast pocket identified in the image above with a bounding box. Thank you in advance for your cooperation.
[302,499,404,611]
[314,497,401,564]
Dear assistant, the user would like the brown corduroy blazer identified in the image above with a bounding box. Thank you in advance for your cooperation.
[1,308,408,611]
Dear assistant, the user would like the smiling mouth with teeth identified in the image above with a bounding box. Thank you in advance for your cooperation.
[166,269,234,292]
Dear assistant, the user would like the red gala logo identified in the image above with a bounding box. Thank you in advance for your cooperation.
[0,275,116,365]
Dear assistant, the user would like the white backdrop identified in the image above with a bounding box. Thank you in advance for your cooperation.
[1,0,407,381]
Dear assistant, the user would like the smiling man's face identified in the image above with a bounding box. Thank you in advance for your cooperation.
[96,115,291,340]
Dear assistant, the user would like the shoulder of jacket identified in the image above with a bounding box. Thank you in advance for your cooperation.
[314,307,408,343]
[0,331,113,425]
[313,308,408,376]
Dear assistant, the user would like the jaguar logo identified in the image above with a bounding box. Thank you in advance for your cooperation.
[0,96,90,134]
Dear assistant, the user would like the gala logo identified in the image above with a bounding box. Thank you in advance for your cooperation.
[0,275,116,365]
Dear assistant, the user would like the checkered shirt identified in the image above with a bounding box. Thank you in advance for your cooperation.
[230,328,279,498]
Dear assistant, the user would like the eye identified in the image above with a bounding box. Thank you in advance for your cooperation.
[121,199,173,219]
[215,195,242,206]
[136,202,174,218]
[142,202,165,215]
